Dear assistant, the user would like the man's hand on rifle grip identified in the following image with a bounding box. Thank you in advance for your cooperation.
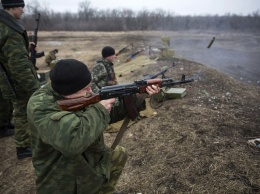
[29,42,38,51]
[99,98,116,112]
[146,85,160,97]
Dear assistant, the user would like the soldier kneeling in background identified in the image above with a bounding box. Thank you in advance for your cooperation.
[45,49,58,67]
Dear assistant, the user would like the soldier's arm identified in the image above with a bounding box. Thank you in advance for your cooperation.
[91,63,108,88]
[34,103,110,156]
[107,66,118,85]
[4,32,39,95]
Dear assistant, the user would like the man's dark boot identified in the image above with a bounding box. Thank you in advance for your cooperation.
[16,147,32,159]
[0,126,14,138]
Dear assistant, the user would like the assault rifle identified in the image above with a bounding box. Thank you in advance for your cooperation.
[116,43,133,56]
[29,13,45,70]
[126,48,146,62]
[143,63,175,80]
[0,62,16,97]
[57,77,194,112]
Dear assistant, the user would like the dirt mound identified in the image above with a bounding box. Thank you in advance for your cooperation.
[105,58,260,193]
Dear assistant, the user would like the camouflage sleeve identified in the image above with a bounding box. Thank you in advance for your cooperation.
[51,53,57,60]
[91,82,100,93]
[45,54,51,63]
[107,65,117,83]
[3,32,39,95]
[36,103,111,156]
[45,52,56,63]
[91,63,108,89]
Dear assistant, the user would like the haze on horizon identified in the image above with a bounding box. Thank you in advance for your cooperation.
[30,0,260,16]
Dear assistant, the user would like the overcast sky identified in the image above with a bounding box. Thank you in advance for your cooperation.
[34,0,260,16]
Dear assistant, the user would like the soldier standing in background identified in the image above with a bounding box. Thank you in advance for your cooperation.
[45,48,58,67]
[0,0,40,159]
[91,46,118,93]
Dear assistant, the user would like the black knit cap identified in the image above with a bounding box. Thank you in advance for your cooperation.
[1,0,25,8]
[50,59,92,96]
[102,46,115,58]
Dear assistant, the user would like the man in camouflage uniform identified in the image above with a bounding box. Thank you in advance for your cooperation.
[27,59,159,194]
[0,91,14,138]
[45,48,58,67]
[0,0,40,159]
[91,46,118,93]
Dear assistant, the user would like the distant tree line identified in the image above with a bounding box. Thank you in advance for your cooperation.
[1,1,260,32]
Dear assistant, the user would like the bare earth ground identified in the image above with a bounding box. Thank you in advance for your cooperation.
[0,31,259,194]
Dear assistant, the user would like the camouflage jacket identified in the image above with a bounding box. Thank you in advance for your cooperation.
[45,50,57,64]
[27,83,128,194]
[0,10,39,99]
[91,58,118,93]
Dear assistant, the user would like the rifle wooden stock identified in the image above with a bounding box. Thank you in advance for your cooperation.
[57,94,101,111]
[57,77,194,111]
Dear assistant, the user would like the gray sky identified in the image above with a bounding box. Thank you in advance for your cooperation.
[35,0,260,15]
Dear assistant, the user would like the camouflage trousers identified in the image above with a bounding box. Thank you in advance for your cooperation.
[0,91,13,129]
[96,146,128,194]
[11,97,31,148]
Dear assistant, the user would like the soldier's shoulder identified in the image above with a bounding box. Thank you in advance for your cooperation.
[93,61,106,69]
[0,22,16,37]
[95,58,106,64]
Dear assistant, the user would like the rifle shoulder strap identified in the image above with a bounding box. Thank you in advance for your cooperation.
[111,116,130,150]
[111,93,148,150]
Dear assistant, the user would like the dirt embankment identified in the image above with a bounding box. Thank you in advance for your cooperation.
[109,56,260,193]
